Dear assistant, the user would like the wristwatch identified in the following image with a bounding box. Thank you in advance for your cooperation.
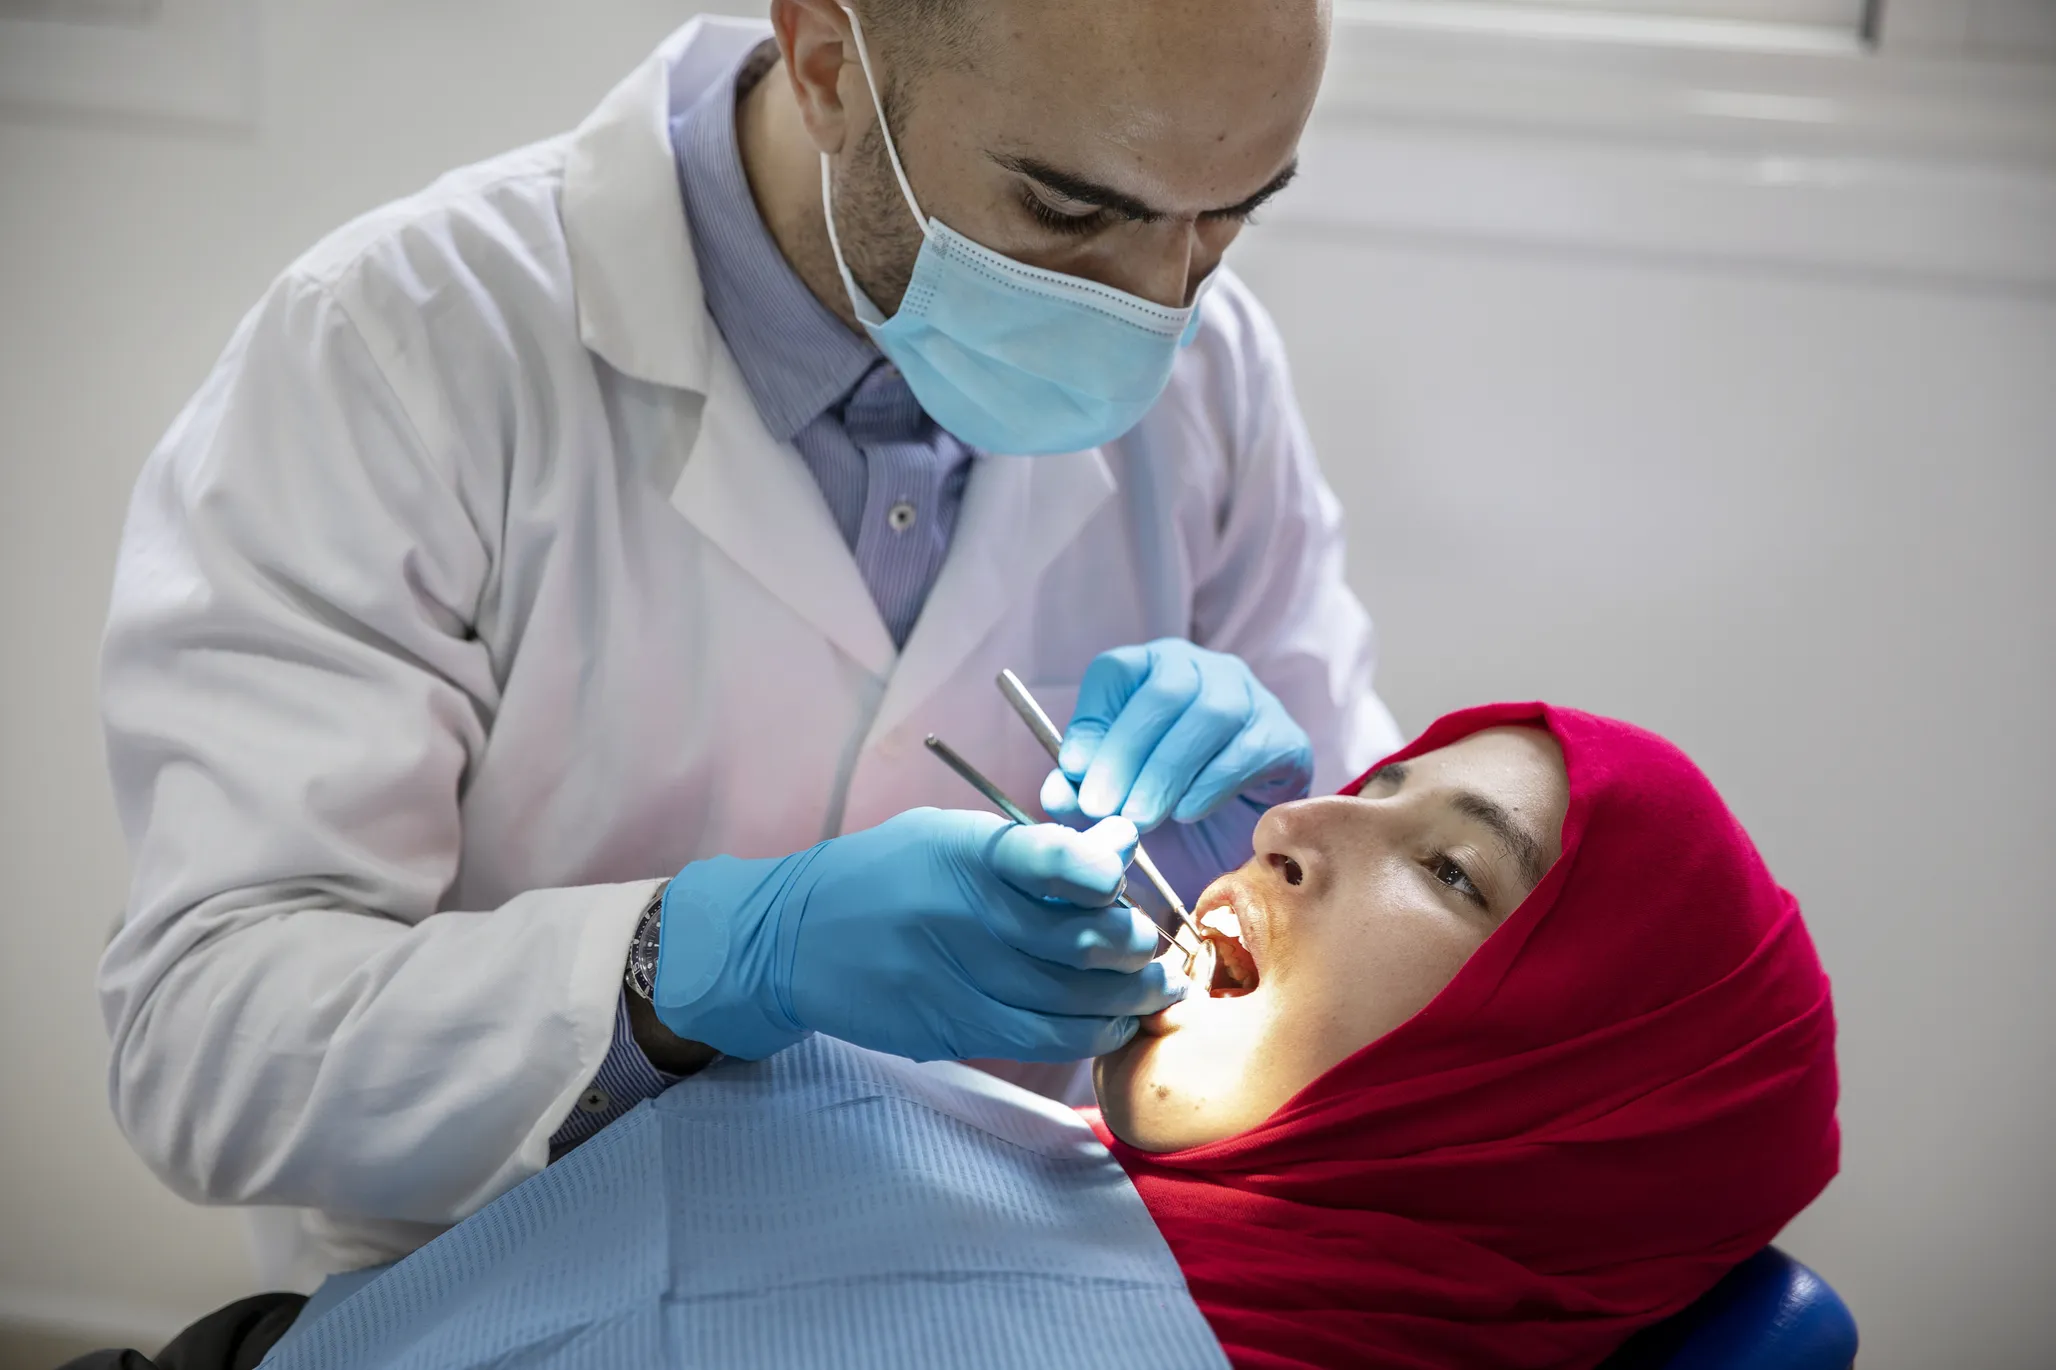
[625,881,669,1001]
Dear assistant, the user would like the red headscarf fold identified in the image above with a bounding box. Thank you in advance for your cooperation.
[1091,704,1840,1370]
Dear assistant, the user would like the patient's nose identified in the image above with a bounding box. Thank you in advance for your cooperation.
[1252,798,1345,897]
[1265,850,1305,886]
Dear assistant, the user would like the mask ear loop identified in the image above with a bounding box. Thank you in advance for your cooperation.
[818,152,887,327]
[837,4,928,231]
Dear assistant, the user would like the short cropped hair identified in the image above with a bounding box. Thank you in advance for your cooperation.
[859,0,987,77]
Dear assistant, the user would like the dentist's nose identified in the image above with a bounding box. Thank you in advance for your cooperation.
[1105,222,1202,309]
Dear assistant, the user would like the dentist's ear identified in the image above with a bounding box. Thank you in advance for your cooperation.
[771,0,864,155]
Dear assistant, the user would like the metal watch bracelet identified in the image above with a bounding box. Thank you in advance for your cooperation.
[626,880,668,1001]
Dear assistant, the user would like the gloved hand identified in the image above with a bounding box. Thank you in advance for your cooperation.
[652,808,1186,1064]
[1040,638,1314,832]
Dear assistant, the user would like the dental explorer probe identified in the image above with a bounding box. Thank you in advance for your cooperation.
[922,735,1198,968]
[995,670,1209,953]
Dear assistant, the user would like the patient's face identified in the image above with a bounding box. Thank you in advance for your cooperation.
[1096,726,1569,1152]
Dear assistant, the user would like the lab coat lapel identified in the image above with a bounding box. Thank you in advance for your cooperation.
[569,15,893,679]
[867,449,1117,743]
[671,348,897,680]
[561,14,770,394]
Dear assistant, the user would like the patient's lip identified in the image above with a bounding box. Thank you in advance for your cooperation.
[1192,879,1240,930]
[1238,886,1270,973]
[1193,877,1267,992]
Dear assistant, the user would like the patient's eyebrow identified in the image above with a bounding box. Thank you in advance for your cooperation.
[1366,762,1545,888]
[1450,791,1546,889]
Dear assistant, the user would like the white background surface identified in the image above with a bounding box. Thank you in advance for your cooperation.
[1,2,2050,1365]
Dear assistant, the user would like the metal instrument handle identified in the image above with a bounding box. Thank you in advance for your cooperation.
[995,670,1208,952]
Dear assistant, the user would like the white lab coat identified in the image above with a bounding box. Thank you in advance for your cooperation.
[97,15,1399,1276]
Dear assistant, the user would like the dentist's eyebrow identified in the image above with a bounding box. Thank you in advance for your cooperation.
[1450,792,1547,890]
[1208,161,1297,220]
[989,154,1299,224]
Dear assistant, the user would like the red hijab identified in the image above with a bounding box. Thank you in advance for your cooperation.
[1091,703,1840,1370]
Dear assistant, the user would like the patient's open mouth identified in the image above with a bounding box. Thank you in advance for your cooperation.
[1139,884,1268,1035]
[1198,905,1260,997]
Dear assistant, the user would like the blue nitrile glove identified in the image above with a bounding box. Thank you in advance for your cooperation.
[652,808,1186,1063]
[1039,639,1314,832]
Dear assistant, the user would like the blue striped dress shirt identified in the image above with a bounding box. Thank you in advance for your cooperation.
[550,42,975,1154]
[676,41,973,651]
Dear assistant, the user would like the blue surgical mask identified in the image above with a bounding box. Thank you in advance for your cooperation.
[822,6,1209,456]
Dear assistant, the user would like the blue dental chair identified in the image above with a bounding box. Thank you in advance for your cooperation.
[1599,1247,1858,1370]
[54,1246,1856,1370]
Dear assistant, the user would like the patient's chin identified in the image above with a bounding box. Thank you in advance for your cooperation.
[1094,994,1270,1152]
[1090,1037,1154,1148]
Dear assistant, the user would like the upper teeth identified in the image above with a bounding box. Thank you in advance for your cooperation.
[1200,908,1242,941]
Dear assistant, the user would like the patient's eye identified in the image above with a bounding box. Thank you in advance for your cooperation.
[1428,854,1486,910]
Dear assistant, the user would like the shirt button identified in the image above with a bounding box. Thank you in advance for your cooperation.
[887,501,918,533]
[578,1088,612,1115]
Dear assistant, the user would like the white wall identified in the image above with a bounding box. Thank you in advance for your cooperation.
[0,0,761,1349]
[1233,233,2055,1370]
[1,3,2050,1366]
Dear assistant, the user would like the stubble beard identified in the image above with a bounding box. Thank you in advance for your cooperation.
[829,114,925,319]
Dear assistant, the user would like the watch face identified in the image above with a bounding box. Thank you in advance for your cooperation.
[630,895,664,998]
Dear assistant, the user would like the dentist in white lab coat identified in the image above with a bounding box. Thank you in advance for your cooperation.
[97,0,1399,1277]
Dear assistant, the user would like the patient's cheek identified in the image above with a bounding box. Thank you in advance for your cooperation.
[1294,897,1502,1064]
[1096,898,1496,1150]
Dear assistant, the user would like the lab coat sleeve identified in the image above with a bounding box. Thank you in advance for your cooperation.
[546,994,680,1156]
[97,271,651,1224]
[1146,275,1405,901]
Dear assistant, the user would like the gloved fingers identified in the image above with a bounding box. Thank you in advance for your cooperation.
[988,818,1138,908]
[1112,670,1253,829]
[1037,768,1090,828]
[1025,1012,1143,1062]
[944,1001,1143,1063]
[1056,642,1157,780]
[967,943,1190,1020]
[1075,653,1204,822]
[983,894,1165,973]
[1168,713,1316,824]
[778,807,1184,1067]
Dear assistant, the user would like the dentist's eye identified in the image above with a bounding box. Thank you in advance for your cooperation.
[1021,188,1105,236]
[1427,854,1487,910]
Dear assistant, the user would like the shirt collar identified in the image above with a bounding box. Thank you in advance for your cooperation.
[672,46,879,443]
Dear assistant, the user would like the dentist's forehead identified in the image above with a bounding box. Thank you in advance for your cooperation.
[868,0,1328,72]
[881,0,1329,213]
